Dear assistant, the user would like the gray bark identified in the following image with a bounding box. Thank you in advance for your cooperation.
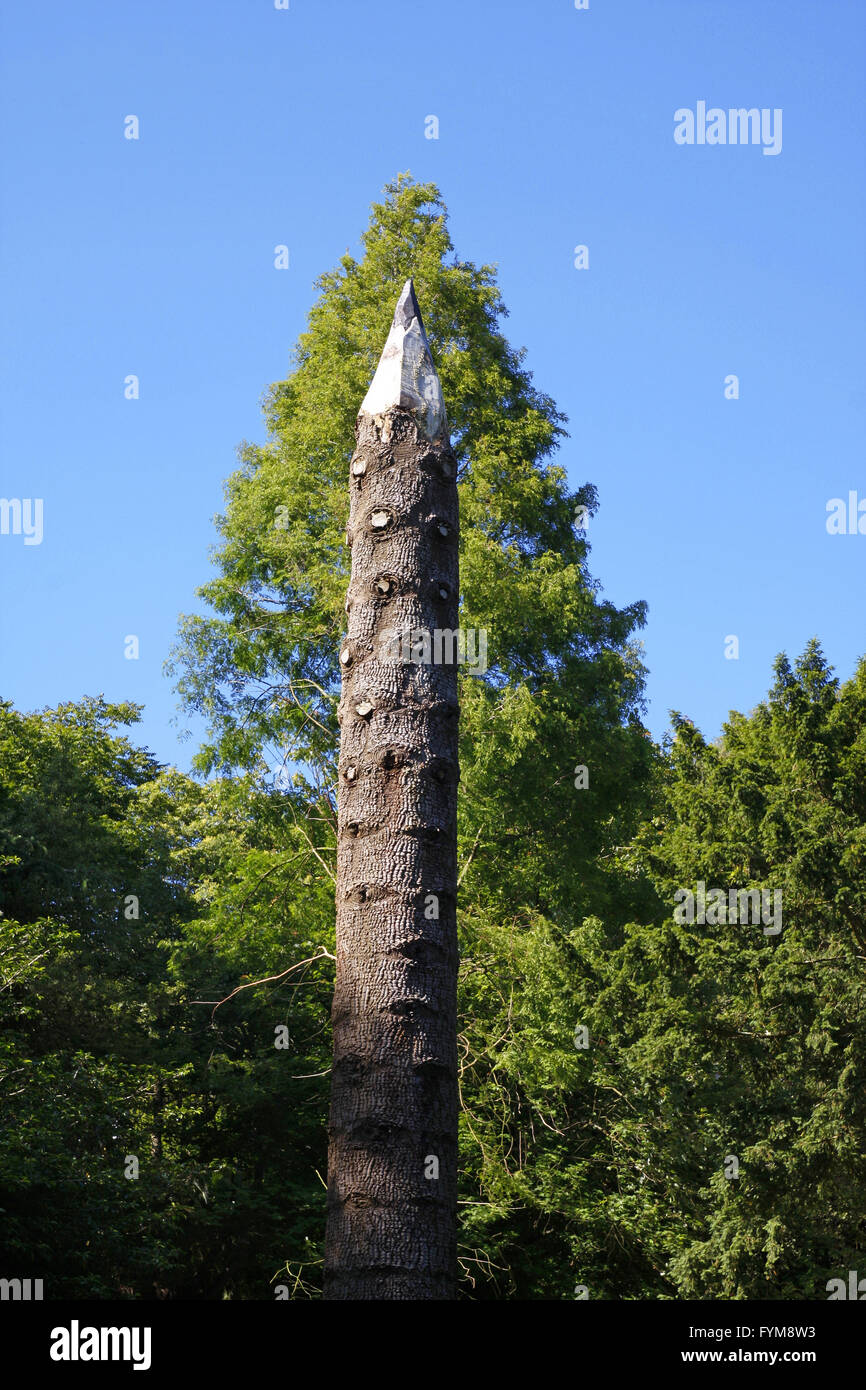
[324,289,459,1299]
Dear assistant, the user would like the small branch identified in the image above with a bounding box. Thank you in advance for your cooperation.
[0,950,50,992]
[191,947,335,1020]
[287,800,337,884]
[457,826,484,887]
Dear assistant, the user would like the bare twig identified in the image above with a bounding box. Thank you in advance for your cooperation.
[191,947,335,1020]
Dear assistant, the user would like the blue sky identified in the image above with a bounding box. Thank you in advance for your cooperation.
[1,0,863,769]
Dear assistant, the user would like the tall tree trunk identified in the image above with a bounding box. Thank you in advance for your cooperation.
[324,282,459,1300]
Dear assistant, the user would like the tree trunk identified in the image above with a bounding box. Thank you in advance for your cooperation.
[324,282,459,1300]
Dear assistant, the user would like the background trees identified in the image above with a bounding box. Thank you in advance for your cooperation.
[604,643,866,1299]
[1,176,863,1299]
[164,171,655,1297]
[0,699,331,1298]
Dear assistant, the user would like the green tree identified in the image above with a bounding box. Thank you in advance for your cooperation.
[579,642,866,1298]
[168,173,655,1297]
[0,698,195,1296]
[0,699,333,1298]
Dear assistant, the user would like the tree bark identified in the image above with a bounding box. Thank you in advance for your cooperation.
[324,283,459,1300]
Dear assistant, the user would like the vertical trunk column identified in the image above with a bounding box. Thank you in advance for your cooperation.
[325,281,459,1300]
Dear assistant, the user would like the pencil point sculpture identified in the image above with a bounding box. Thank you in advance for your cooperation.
[324,281,459,1300]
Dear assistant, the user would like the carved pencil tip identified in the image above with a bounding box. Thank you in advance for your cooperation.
[358,280,447,441]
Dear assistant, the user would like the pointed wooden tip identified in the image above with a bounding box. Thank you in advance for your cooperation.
[358,281,447,440]
[393,279,425,334]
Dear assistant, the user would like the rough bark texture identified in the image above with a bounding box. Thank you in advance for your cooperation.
[324,391,459,1301]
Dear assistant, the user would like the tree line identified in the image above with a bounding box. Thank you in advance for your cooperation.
[1,176,863,1299]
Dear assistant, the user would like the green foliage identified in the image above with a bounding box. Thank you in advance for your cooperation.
[0,699,329,1298]
[578,642,866,1298]
[164,172,654,1297]
[166,172,646,791]
[3,174,864,1301]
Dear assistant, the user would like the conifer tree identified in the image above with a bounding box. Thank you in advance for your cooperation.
[168,174,653,1296]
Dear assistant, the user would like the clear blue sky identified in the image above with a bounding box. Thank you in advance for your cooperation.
[1,0,863,769]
